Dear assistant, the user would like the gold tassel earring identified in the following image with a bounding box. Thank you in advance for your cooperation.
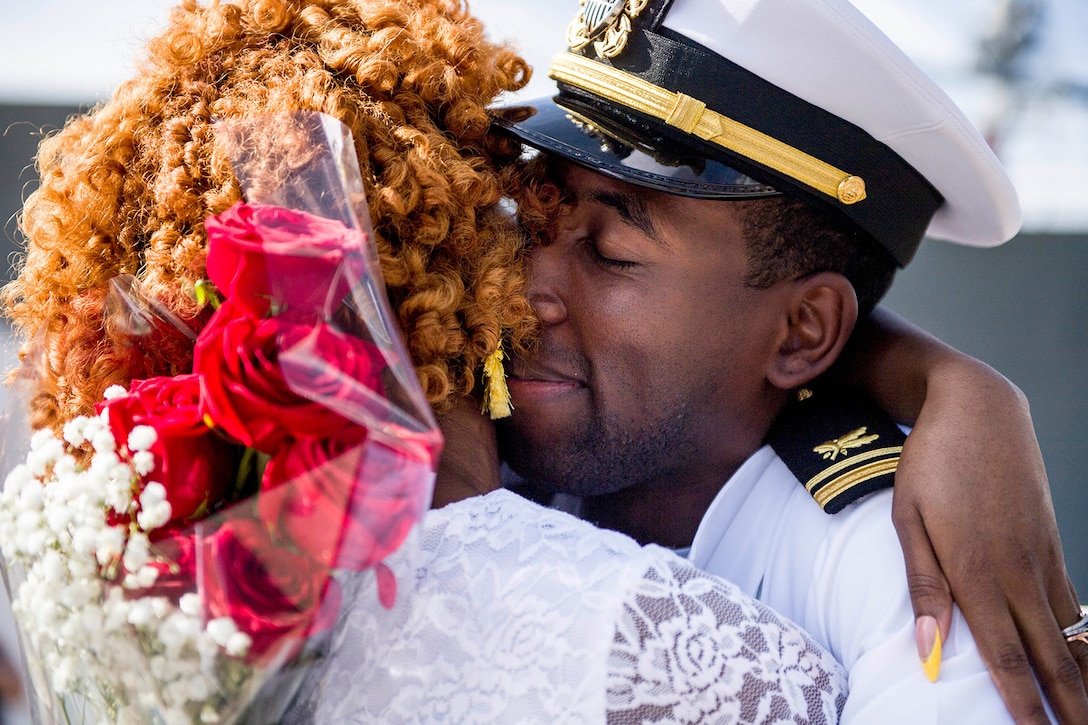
[482,342,513,419]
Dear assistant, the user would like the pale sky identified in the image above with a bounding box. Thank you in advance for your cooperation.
[1,0,1085,230]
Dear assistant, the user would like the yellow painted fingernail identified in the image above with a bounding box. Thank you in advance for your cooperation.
[923,631,942,682]
[916,616,943,682]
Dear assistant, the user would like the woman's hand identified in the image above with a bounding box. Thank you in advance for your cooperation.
[841,307,1088,724]
[432,395,502,508]
[893,360,1086,723]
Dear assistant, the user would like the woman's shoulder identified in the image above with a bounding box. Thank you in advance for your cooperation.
[427,488,646,555]
[285,489,847,723]
[286,489,641,722]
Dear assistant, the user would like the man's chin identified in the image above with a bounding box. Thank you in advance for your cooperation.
[496,413,647,498]
[499,442,634,499]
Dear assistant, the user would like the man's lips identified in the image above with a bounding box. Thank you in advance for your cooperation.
[507,363,586,400]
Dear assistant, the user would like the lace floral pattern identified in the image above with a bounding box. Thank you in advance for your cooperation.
[608,558,846,723]
[285,490,846,723]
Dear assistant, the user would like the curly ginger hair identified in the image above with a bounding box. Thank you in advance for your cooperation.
[1,0,543,432]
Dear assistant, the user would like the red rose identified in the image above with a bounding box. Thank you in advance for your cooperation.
[202,516,341,663]
[204,202,365,320]
[97,375,237,523]
[193,302,386,453]
[258,430,436,575]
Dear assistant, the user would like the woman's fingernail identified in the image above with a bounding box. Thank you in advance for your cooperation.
[916,615,943,683]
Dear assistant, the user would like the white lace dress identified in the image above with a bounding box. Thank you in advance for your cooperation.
[284,489,846,723]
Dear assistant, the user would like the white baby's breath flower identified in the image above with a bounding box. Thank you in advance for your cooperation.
[59,578,100,610]
[29,427,60,454]
[128,425,158,452]
[30,599,57,633]
[226,631,253,658]
[179,593,202,617]
[127,599,156,628]
[71,526,98,557]
[157,621,187,653]
[106,460,135,488]
[62,415,90,447]
[89,450,122,484]
[173,611,203,642]
[137,502,172,531]
[151,597,172,621]
[201,704,223,723]
[38,550,66,583]
[140,481,167,507]
[102,384,129,400]
[136,482,173,531]
[45,505,74,537]
[3,463,33,495]
[67,554,99,581]
[132,450,156,476]
[78,605,104,636]
[16,476,44,511]
[58,612,88,643]
[102,590,131,631]
[132,565,160,589]
[81,413,107,441]
[90,424,117,455]
[104,477,135,515]
[26,435,64,477]
[14,509,43,537]
[50,655,77,693]
[123,531,151,573]
[14,510,51,558]
[95,526,126,566]
[206,617,239,647]
[196,630,222,661]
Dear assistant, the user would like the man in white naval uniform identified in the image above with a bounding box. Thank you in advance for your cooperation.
[494,0,1088,721]
[689,384,1034,722]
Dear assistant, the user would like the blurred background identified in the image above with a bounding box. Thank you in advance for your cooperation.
[1,0,1085,720]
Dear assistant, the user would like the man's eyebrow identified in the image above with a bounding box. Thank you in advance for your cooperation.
[589,188,666,247]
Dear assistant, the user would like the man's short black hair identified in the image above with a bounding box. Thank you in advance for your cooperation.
[735,196,897,316]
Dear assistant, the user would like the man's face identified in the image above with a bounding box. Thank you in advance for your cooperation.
[498,162,790,499]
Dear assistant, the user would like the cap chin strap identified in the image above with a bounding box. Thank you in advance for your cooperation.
[550,52,867,206]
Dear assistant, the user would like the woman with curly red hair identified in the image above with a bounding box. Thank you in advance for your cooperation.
[2,0,536,432]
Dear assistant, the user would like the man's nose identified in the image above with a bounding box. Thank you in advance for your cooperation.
[527,241,568,326]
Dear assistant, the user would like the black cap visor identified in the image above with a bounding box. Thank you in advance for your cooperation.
[492,96,780,200]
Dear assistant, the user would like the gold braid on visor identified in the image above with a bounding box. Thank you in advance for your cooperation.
[548,52,867,206]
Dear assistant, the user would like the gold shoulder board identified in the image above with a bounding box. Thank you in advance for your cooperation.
[767,383,906,514]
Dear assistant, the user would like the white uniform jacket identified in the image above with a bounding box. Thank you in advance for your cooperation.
[688,443,1052,723]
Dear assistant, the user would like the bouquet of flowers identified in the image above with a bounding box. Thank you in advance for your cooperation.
[0,111,442,724]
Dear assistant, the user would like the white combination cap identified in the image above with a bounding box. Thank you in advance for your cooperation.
[494,0,1022,266]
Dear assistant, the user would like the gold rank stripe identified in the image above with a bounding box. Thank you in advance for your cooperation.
[548,52,867,205]
[804,446,903,493]
[812,457,900,510]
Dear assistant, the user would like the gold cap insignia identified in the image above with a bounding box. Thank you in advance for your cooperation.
[813,427,880,461]
[567,0,650,59]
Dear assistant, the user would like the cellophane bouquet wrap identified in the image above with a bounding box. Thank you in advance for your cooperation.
[0,111,442,724]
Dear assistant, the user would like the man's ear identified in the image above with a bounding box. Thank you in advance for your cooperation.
[767,271,859,390]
